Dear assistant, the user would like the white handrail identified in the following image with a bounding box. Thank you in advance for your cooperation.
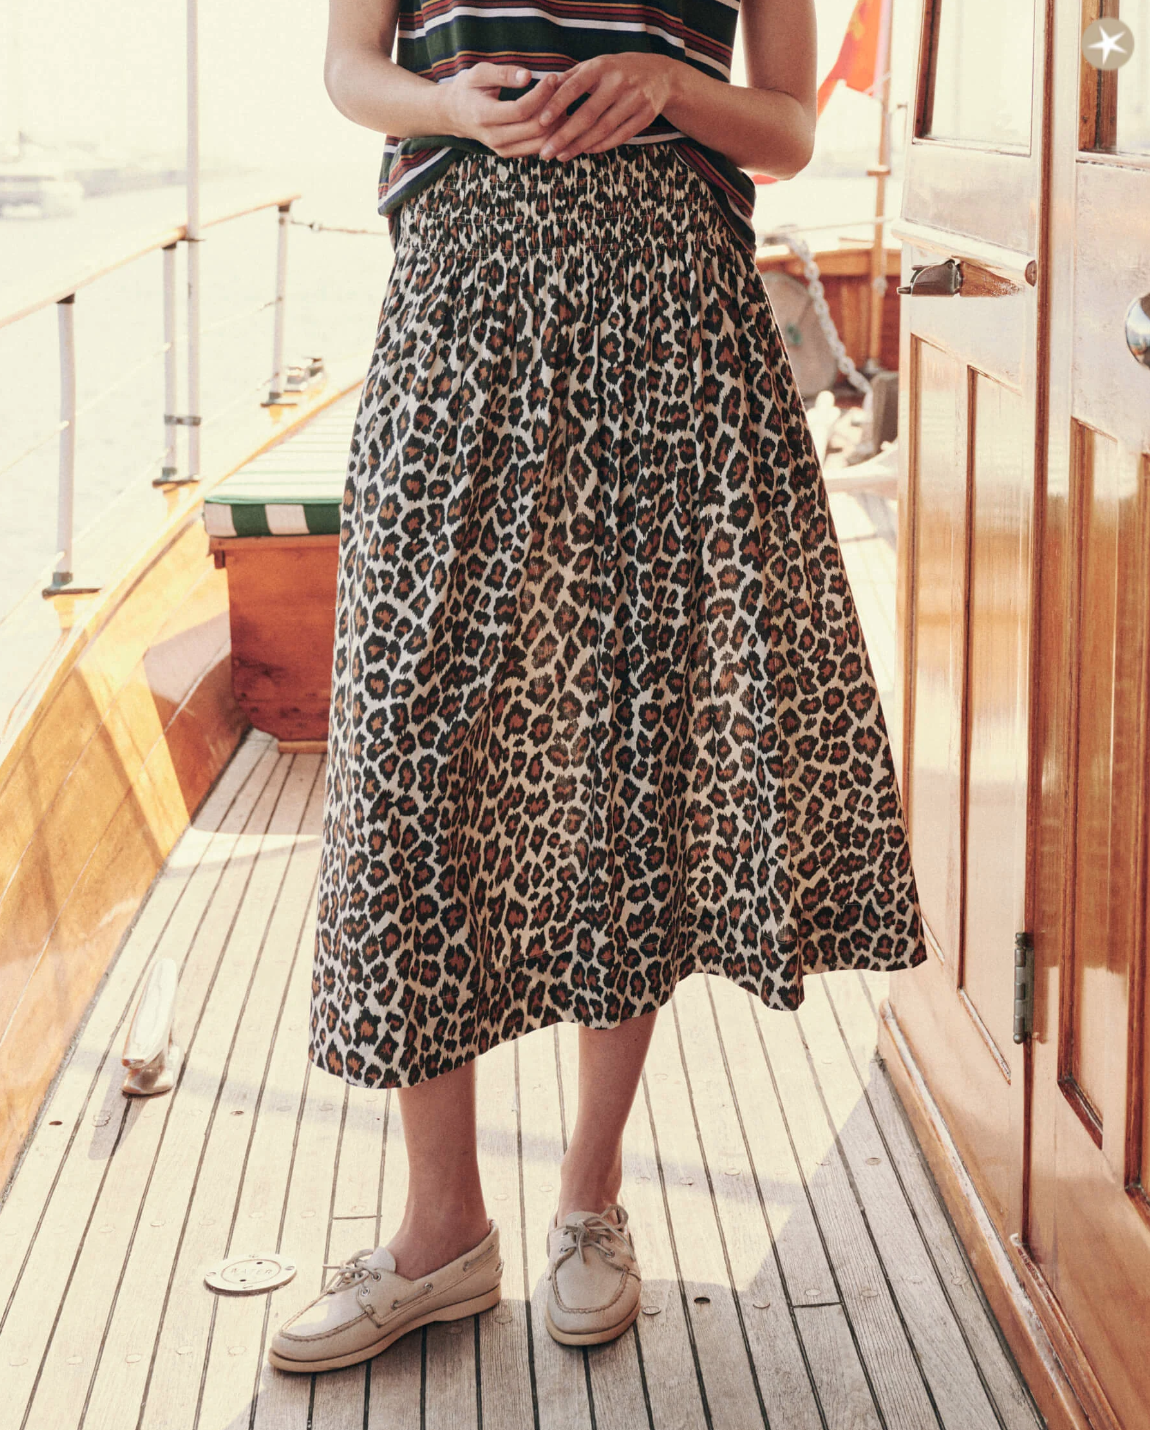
[0,191,305,597]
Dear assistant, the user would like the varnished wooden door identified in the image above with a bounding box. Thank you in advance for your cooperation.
[888,0,1046,1244]
[1027,3,1150,1425]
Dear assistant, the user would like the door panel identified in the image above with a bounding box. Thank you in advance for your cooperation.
[962,375,1031,1065]
[1028,0,1150,1423]
[891,0,1044,1243]
[907,338,967,967]
[1067,425,1126,1143]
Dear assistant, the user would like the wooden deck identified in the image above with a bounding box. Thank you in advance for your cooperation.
[0,478,1044,1430]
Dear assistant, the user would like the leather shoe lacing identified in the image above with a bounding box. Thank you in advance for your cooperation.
[553,1204,633,1270]
[320,1248,382,1292]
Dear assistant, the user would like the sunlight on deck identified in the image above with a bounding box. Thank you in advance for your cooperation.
[0,491,1042,1430]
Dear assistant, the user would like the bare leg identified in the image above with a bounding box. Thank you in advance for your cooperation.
[557,1008,658,1222]
[386,1059,490,1280]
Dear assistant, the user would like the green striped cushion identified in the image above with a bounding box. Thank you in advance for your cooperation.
[204,465,345,539]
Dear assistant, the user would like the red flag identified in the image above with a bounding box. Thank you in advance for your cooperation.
[750,0,892,185]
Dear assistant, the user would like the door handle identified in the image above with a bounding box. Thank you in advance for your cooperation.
[897,258,963,296]
[1126,293,1150,367]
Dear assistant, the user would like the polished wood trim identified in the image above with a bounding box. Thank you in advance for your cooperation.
[1078,0,1120,153]
[209,533,341,561]
[0,531,248,1185]
[1008,1235,1125,1430]
[755,245,901,278]
[212,535,339,742]
[914,0,941,139]
[0,380,364,1188]
[888,219,1035,280]
[877,995,1095,1430]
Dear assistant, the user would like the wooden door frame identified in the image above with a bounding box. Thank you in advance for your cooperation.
[886,0,1046,1237]
[876,0,1110,1426]
[884,0,1150,1424]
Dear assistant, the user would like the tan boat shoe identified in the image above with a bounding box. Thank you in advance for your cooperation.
[268,1220,503,1373]
[544,1202,642,1346]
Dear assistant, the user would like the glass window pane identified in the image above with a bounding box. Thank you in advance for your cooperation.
[1117,1,1150,153]
[927,0,1034,147]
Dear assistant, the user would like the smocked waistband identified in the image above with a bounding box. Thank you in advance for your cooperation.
[396,142,728,256]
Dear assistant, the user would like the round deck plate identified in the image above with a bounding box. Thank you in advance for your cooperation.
[204,1253,297,1295]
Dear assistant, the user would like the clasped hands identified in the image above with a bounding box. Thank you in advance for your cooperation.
[441,55,678,164]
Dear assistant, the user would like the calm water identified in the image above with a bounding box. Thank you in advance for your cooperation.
[0,158,900,620]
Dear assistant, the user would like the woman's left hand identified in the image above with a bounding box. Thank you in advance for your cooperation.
[537,54,679,161]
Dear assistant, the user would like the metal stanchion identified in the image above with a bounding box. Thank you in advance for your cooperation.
[158,242,180,483]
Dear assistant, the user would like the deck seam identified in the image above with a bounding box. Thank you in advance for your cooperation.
[50,748,303,1429]
[669,996,771,1428]
[551,1024,600,1430]
[512,1040,542,1430]
[822,977,1040,1430]
[745,993,893,1430]
[703,977,830,1430]
[639,1069,713,1430]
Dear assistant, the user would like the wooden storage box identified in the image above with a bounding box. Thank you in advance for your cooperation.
[209,533,338,744]
[203,440,346,746]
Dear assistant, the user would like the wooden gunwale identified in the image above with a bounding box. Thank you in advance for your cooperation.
[0,372,362,1190]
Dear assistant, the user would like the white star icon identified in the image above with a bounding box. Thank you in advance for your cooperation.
[1087,23,1130,65]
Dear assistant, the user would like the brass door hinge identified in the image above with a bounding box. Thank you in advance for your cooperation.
[1013,932,1034,1043]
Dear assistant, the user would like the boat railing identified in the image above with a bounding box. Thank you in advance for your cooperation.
[0,187,898,608]
[0,189,313,599]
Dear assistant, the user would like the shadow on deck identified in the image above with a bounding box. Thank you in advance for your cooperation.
[0,488,1044,1430]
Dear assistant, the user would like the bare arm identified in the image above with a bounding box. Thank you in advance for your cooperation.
[535,0,818,178]
[323,0,564,149]
[324,0,444,135]
[665,0,818,176]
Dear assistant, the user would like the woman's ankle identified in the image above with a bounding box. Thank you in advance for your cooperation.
[387,1197,490,1279]
[387,1219,490,1280]
[556,1149,623,1222]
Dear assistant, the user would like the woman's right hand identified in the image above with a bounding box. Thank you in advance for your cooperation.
[441,65,565,157]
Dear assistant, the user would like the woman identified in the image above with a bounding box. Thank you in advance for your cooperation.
[268,0,927,1374]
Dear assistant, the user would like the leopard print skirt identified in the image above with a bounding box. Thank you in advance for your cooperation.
[309,141,927,1089]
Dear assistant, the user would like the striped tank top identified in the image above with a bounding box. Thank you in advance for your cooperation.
[377,0,759,254]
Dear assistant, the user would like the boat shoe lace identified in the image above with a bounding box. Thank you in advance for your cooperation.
[553,1204,634,1271]
[319,1248,382,1294]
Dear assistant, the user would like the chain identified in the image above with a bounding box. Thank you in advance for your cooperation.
[759,227,873,398]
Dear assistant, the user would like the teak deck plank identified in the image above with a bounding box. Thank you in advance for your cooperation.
[361,1086,425,1430]
[83,753,320,1430]
[308,1073,390,1427]
[0,491,1044,1430]
[743,983,942,1430]
[640,1011,768,1423]
[793,977,1001,1429]
[0,735,285,1419]
[554,1025,656,1428]
[827,972,1043,1430]
[474,1037,535,1430]
[516,1026,596,1430]
[145,759,326,1430]
[0,731,274,1314]
[672,987,826,1428]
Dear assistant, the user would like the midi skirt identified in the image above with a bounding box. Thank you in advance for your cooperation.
[309,141,928,1090]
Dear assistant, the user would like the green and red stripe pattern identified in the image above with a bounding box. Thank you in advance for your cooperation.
[377,0,757,251]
